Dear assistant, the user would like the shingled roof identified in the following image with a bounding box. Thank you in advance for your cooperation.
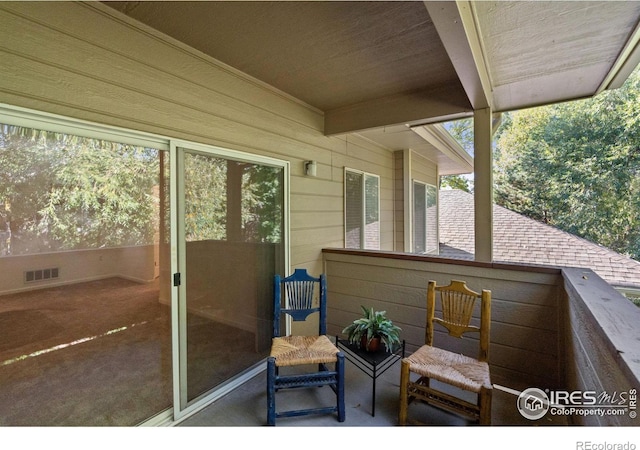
[438,189,640,289]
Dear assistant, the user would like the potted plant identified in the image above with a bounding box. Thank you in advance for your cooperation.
[342,305,402,352]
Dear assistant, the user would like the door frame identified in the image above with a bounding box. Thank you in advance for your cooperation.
[170,139,290,421]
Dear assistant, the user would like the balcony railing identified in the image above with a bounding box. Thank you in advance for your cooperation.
[323,248,640,426]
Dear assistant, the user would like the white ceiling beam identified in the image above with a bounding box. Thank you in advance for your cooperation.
[411,124,473,173]
[424,1,493,111]
[597,18,640,94]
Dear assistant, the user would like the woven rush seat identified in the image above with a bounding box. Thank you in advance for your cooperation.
[270,335,339,367]
[404,345,491,393]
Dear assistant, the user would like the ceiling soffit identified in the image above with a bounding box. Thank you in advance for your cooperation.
[473,1,640,112]
[103,1,640,121]
[104,1,466,115]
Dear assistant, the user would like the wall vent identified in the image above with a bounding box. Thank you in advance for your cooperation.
[24,267,59,284]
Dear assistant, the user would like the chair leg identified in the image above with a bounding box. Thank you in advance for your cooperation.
[411,376,429,407]
[336,353,345,422]
[267,357,276,426]
[398,359,410,425]
[479,386,492,425]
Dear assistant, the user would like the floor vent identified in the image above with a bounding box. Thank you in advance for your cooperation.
[24,267,59,283]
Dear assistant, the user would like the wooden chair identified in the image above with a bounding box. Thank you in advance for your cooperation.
[399,279,492,425]
[266,268,345,425]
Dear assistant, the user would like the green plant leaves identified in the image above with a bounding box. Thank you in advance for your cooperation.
[342,305,401,352]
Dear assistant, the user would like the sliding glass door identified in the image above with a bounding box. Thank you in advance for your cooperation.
[0,118,172,425]
[0,105,289,424]
[0,105,288,424]
[176,146,286,412]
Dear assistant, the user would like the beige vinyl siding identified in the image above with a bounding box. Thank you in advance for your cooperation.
[409,149,438,186]
[0,2,396,277]
[389,148,439,254]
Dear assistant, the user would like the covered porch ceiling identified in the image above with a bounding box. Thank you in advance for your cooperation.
[104,1,640,174]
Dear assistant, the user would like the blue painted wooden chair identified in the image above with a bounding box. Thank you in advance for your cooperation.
[267,268,345,425]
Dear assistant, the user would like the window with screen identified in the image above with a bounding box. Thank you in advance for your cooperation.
[413,181,438,254]
[345,169,380,250]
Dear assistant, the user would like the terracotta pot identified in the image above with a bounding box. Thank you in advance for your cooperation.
[360,336,381,352]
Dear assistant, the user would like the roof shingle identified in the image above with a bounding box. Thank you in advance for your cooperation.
[438,190,640,289]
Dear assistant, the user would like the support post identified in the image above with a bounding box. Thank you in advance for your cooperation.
[474,107,493,262]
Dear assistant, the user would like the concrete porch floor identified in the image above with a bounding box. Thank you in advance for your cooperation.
[177,357,565,427]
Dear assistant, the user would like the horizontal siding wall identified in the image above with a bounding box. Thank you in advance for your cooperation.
[0,2,397,281]
[323,249,564,391]
[409,150,438,186]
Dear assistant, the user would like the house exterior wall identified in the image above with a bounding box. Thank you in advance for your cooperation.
[409,150,438,187]
[0,2,395,279]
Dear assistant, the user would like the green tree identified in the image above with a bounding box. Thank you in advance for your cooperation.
[445,118,474,155]
[0,125,158,255]
[183,155,282,244]
[1,123,283,256]
[184,153,227,241]
[442,118,474,192]
[494,68,640,260]
[241,164,282,243]
[440,175,472,192]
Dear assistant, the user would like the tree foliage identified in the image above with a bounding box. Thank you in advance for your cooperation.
[494,68,640,260]
[440,174,472,192]
[242,164,283,243]
[1,123,282,257]
[0,126,158,255]
[442,118,474,192]
[445,118,475,156]
[184,154,282,243]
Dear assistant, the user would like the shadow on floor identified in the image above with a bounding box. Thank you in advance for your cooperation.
[178,356,567,427]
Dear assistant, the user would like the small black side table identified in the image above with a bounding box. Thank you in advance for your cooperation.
[336,337,405,416]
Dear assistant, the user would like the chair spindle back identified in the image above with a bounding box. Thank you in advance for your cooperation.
[284,279,316,310]
[273,269,327,338]
[439,287,478,337]
[426,279,491,362]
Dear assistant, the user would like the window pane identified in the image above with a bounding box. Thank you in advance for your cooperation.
[426,185,438,253]
[241,164,283,243]
[345,171,363,248]
[0,123,171,425]
[364,174,380,250]
[0,125,159,255]
[413,182,426,253]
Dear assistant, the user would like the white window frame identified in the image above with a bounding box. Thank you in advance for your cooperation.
[344,168,380,250]
[412,180,438,254]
